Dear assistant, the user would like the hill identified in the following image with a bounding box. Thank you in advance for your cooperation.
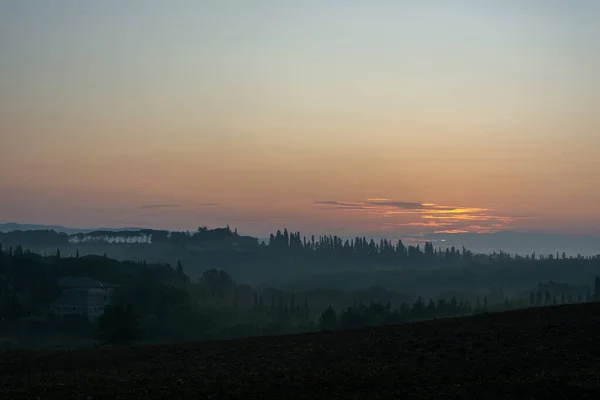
[0,223,143,234]
[2,303,600,399]
[3,223,599,257]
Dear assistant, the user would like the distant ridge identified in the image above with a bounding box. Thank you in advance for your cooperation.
[0,223,143,235]
[1,223,598,256]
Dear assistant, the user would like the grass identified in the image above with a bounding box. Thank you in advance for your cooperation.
[2,303,600,399]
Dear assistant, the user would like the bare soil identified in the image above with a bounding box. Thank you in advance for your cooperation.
[2,303,600,399]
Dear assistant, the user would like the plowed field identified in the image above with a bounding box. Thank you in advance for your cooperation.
[3,303,600,399]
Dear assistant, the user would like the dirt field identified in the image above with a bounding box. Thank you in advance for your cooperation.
[2,303,600,399]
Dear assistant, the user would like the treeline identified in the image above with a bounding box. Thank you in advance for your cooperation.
[317,286,599,332]
[1,245,599,348]
[0,226,252,248]
[0,245,324,345]
[2,226,599,264]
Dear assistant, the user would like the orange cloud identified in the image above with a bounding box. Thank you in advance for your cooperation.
[313,198,527,235]
[434,229,469,234]
[422,214,516,222]
[383,221,453,228]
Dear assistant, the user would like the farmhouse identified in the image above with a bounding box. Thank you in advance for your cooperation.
[54,277,119,320]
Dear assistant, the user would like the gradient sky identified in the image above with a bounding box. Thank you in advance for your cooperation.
[1,0,599,238]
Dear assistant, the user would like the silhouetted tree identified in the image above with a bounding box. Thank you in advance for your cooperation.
[94,303,142,346]
[319,305,337,331]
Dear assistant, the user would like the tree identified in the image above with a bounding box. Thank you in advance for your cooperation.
[319,305,337,331]
[199,269,234,299]
[94,303,142,346]
[303,296,309,318]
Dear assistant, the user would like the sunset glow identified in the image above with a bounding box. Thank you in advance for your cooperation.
[1,1,599,239]
[314,199,521,235]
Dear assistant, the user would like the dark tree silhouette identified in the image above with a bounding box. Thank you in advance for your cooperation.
[94,303,142,346]
[319,305,337,331]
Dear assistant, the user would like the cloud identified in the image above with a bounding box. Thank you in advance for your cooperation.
[383,221,453,228]
[434,229,470,234]
[366,201,424,209]
[137,204,180,210]
[314,198,527,235]
[196,202,221,207]
[313,200,423,210]
[422,214,516,222]
[313,199,483,213]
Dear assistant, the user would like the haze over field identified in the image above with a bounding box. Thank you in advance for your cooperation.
[1,1,599,248]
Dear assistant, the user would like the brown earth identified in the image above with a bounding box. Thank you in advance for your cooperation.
[2,303,600,399]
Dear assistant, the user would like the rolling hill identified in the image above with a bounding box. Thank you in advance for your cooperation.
[0,223,143,234]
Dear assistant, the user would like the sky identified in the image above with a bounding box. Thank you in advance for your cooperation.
[1,0,599,240]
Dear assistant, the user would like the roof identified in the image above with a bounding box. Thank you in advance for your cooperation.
[58,276,119,289]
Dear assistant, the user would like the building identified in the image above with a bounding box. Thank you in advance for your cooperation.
[54,277,120,320]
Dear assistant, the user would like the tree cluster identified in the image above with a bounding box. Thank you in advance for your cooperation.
[1,242,600,348]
